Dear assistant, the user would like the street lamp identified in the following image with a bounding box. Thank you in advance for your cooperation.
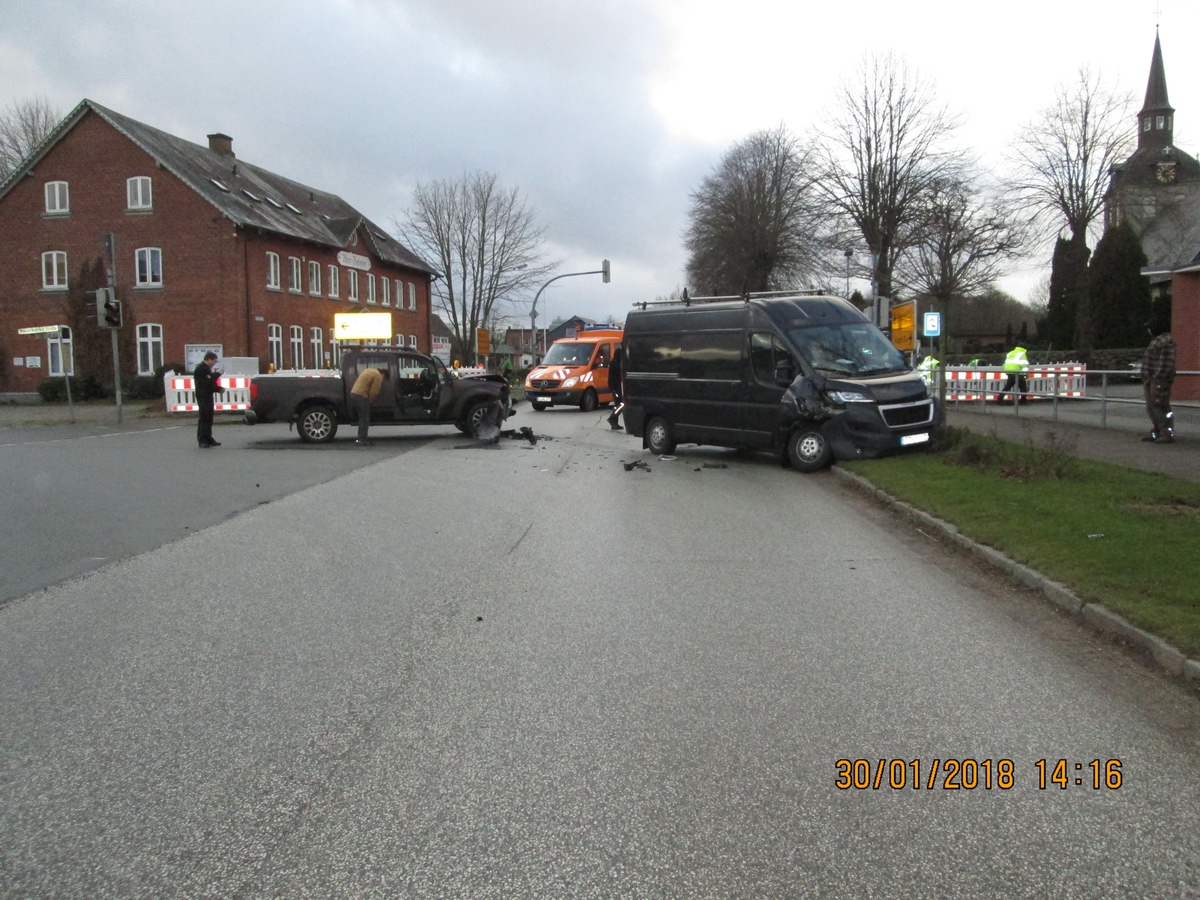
[529,260,610,363]
[844,249,852,298]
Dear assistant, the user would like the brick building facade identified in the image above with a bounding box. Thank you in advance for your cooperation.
[0,100,436,395]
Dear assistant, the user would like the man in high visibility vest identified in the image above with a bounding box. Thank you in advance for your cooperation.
[1000,346,1028,405]
[917,355,939,386]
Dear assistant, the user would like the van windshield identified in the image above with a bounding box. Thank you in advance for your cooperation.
[542,343,592,366]
[787,323,910,378]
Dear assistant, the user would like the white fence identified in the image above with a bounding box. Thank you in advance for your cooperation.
[935,365,1087,401]
[163,374,253,413]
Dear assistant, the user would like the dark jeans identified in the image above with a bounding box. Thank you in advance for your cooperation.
[1144,378,1174,435]
[351,393,371,440]
[197,401,215,445]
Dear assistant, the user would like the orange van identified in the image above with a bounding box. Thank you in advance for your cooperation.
[524,328,623,412]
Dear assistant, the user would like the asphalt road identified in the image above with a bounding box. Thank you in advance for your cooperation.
[2,407,1199,897]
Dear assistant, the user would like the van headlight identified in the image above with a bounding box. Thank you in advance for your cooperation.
[561,376,579,389]
[826,390,871,404]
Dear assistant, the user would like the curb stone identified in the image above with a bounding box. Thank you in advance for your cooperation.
[832,466,1199,689]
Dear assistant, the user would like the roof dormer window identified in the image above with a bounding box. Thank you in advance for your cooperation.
[242,189,261,202]
[209,178,230,192]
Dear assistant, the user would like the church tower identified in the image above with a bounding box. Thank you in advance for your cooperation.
[1104,28,1199,234]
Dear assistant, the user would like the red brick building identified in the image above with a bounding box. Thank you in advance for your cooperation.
[0,99,436,395]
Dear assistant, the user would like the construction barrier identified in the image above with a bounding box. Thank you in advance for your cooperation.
[942,365,1087,402]
[164,374,253,412]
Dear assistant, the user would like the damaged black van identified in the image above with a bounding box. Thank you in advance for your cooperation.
[621,292,940,472]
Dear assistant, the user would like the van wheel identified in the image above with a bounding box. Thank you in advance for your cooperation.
[530,402,546,411]
[646,416,676,455]
[297,404,338,443]
[787,426,832,472]
[580,388,598,412]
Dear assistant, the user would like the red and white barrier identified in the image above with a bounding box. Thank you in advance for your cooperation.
[164,375,253,412]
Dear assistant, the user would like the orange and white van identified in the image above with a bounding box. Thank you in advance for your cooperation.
[524,328,623,412]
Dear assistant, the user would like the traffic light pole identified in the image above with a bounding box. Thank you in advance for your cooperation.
[528,260,610,363]
[105,232,123,424]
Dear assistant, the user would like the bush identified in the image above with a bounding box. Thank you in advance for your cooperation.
[37,374,107,402]
[125,364,182,400]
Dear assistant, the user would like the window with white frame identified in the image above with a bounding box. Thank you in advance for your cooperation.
[328,265,340,298]
[288,257,302,293]
[381,277,390,306]
[268,324,283,370]
[408,282,416,310]
[310,327,323,368]
[266,252,281,289]
[41,251,68,290]
[366,273,376,304]
[127,177,153,210]
[137,323,163,375]
[135,247,163,287]
[409,334,418,348]
[290,325,304,368]
[48,327,74,376]
[308,261,321,295]
[348,270,359,302]
[44,181,69,215]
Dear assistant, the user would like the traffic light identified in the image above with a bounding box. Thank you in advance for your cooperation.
[87,288,108,326]
[103,295,122,328]
[601,259,611,284]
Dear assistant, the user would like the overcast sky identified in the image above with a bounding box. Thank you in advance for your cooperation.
[3,0,1197,327]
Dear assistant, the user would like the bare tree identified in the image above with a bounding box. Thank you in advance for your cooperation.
[817,53,962,303]
[684,125,829,296]
[397,171,554,363]
[1007,67,1134,247]
[893,172,1027,334]
[0,96,60,180]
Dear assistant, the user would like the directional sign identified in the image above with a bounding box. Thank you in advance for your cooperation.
[923,312,942,337]
[334,312,392,340]
[18,325,63,335]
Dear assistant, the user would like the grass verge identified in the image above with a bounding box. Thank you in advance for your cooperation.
[842,427,1200,658]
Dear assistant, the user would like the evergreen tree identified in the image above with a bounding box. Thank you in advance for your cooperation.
[1087,220,1151,349]
[1043,236,1089,350]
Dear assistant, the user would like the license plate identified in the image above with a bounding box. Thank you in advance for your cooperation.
[901,432,930,446]
[535,395,553,404]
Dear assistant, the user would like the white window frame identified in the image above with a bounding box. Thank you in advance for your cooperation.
[127,176,153,210]
[308,261,321,296]
[408,282,417,310]
[366,273,376,305]
[1156,115,1165,130]
[44,181,69,215]
[289,325,304,368]
[310,327,324,368]
[266,252,281,289]
[288,257,302,293]
[409,334,418,348]
[48,327,74,376]
[135,247,163,288]
[41,251,68,290]
[348,270,359,302]
[268,324,283,370]
[381,277,390,306]
[137,323,164,375]
[328,265,340,298]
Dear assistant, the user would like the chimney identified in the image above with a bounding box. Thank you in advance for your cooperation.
[207,133,235,158]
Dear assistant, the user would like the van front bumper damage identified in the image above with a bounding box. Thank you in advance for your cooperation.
[823,399,941,461]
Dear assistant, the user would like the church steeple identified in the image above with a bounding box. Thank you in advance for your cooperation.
[1137,28,1174,151]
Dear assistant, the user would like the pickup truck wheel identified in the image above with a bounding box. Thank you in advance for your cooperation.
[579,388,598,412]
[786,425,832,473]
[463,400,495,438]
[645,415,676,455]
[297,404,338,443]
[530,401,547,411]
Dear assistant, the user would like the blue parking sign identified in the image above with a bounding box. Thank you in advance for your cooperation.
[923,312,942,337]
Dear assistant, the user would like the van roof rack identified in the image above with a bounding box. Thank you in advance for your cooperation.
[632,288,829,310]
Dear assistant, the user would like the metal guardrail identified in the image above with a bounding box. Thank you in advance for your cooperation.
[937,367,1199,431]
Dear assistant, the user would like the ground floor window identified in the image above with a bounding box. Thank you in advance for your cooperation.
[290,325,304,368]
[137,323,163,375]
[268,324,283,370]
[310,327,324,368]
[48,327,74,376]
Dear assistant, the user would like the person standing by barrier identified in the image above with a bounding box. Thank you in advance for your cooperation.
[350,367,389,446]
[1141,329,1176,444]
[1000,346,1029,405]
[607,344,624,430]
[193,351,224,448]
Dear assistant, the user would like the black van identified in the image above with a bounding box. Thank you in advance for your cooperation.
[622,293,940,472]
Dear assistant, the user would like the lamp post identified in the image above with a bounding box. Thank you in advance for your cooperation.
[844,248,852,298]
[529,260,610,363]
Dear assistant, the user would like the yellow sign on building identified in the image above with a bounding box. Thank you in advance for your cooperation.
[333,312,392,340]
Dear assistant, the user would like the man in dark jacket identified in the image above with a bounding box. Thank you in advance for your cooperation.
[1141,329,1176,444]
[193,352,224,448]
[607,344,624,430]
